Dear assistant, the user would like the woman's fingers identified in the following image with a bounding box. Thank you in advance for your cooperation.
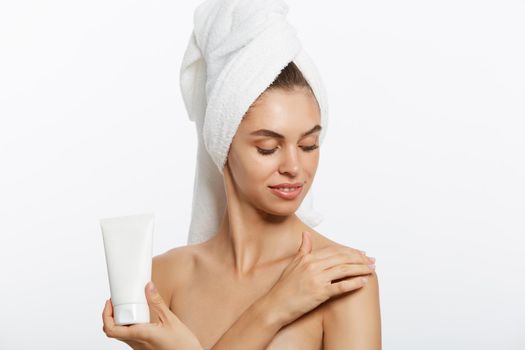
[323,263,375,283]
[325,275,371,297]
[102,292,204,350]
[102,298,155,346]
[102,299,116,335]
[298,231,313,255]
[102,299,131,340]
[312,250,371,271]
[145,281,175,325]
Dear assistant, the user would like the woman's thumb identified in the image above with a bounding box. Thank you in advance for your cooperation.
[145,281,170,323]
[298,231,312,255]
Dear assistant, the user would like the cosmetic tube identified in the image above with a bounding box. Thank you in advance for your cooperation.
[100,212,154,325]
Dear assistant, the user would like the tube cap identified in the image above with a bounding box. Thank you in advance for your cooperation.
[114,303,150,325]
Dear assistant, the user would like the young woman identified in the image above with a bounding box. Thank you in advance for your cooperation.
[102,62,381,349]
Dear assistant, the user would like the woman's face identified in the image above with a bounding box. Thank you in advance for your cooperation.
[225,87,321,216]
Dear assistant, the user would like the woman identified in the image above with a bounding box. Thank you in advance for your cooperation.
[103,0,381,347]
[102,62,381,349]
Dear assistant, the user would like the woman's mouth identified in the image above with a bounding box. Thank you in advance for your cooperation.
[268,183,304,200]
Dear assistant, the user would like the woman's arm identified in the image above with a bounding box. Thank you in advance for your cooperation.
[209,293,286,350]
[209,271,381,350]
[209,236,377,350]
[322,271,382,349]
[152,250,286,350]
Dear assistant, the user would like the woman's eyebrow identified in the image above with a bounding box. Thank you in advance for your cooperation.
[250,124,322,139]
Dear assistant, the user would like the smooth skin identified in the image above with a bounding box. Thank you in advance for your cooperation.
[102,282,202,350]
[102,233,377,349]
[102,87,381,349]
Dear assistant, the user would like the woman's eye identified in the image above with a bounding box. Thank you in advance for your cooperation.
[257,145,319,156]
[301,144,319,152]
[257,146,277,155]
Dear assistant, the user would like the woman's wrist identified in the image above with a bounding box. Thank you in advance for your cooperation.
[209,294,285,350]
[255,292,288,330]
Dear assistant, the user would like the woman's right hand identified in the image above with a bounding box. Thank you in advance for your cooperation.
[263,231,376,326]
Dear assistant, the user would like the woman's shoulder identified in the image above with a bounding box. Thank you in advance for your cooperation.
[303,225,362,253]
[151,243,203,306]
[153,244,202,280]
[305,228,381,345]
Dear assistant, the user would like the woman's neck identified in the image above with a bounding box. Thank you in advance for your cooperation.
[213,203,303,280]
[212,162,307,280]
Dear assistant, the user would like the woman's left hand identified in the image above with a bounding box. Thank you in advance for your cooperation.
[102,281,203,350]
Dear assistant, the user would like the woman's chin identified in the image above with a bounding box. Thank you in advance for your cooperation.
[260,200,303,217]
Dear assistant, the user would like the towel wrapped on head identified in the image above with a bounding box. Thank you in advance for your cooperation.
[179,0,330,245]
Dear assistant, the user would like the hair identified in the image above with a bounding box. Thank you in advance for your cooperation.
[268,61,314,93]
[246,61,319,114]
[228,61,319,163]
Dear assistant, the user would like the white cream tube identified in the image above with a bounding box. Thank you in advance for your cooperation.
[100,212,154,325]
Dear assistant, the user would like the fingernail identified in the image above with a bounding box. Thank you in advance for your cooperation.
[148,281,157,293]
[361,277,369,284]
[360,250,366,255]
[368,264,376,270]
[369,257,376,263]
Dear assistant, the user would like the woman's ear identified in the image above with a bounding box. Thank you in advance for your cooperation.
[223,157,231,180]
[223,156,239,198]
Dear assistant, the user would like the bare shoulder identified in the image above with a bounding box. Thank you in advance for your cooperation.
[152,244,201,289]
[151,244,201,308]
[302,226,365,255]
[322,270,382,349]
[304,228,382,348]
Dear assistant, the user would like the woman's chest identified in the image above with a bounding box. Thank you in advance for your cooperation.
[170,275,324,350]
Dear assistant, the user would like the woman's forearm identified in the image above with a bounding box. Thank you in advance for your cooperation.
[209,295,286,350]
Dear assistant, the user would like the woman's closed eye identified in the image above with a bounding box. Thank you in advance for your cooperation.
[256,144,319,156]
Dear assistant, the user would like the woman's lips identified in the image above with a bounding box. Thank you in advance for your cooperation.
[268,184,303,200]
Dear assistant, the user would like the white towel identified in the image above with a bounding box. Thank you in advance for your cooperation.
[179,0,329,245]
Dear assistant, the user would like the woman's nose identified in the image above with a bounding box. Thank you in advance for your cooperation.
[278,146,300,176]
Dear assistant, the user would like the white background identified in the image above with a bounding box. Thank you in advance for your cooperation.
[1,0,524,349]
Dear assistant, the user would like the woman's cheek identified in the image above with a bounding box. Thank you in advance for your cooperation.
[250,152,275,168]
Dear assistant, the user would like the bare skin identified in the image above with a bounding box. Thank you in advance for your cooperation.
[102,87,380,349]
[150,87,381,349]
[154,225,358,349]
